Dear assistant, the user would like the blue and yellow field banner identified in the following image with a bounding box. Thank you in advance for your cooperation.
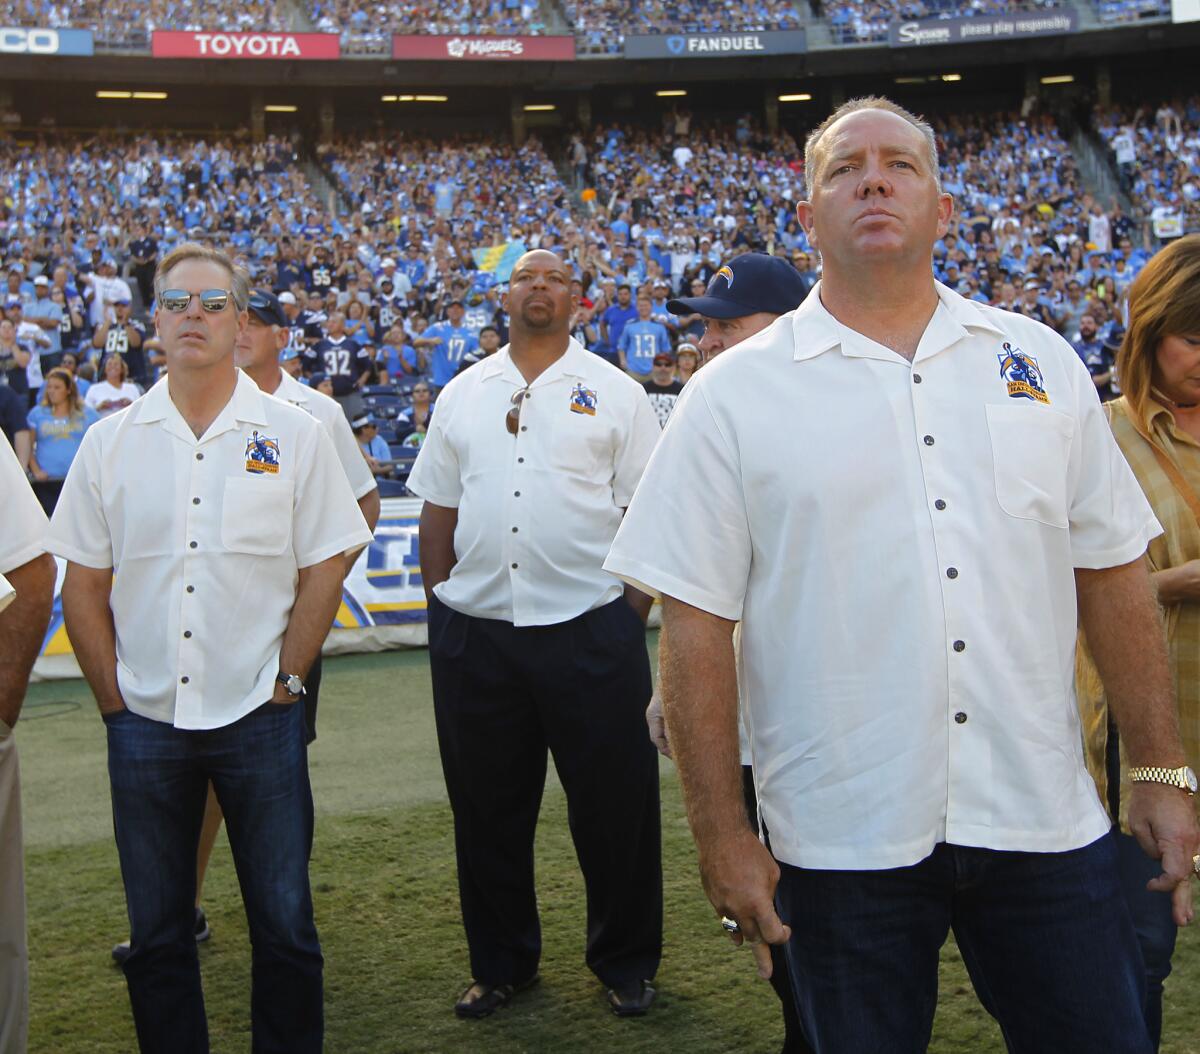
[471,241,527,282]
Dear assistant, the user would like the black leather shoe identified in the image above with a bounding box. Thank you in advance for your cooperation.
[454,974,539,1019]
[607,979,656,1017]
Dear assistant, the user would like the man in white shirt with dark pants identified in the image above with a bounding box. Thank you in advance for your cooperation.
[605,98,1200,1053]
[48,244,372,1054]
[0,435,54,1054]
[409,249,664,1020]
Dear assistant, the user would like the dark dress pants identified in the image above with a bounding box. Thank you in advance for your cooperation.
[428,594,662,988]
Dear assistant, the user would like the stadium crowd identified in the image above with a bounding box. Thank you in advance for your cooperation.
[0,103,1192,495]
[0,0,289,48]
[1096,98,1200,243]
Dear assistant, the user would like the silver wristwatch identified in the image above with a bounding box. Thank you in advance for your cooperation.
[276,672,306,697]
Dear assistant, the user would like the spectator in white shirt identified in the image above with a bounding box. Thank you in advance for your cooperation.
[408,250,663,1021]
[84,353,141,418]
[605,97,1199,1054]
[48,244,371,1054]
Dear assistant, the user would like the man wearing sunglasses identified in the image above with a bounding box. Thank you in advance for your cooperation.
[409,249,664,1021]
[48,244,372,1054]
[106,288,384,968]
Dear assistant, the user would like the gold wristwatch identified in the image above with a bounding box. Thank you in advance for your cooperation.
[1128,766,1198,795]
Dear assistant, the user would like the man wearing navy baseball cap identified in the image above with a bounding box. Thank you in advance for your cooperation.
[660,248,813,1054]
[667,252,812,363]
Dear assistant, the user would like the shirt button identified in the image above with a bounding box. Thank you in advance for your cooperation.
[183,630,192,639]
[195,452,204,461]
[512,527,518,533]
[511,563,519,569]
[934,499,947,510]
[923,435,935,446]
[186,585,195,593]
[180,676,189,685]
[520,425,527,432]
[954,711,968,724]
[514,491,521,497]
[517,457,525,464]
[192,497,201,505]
[189,541,198,549]
[946,567,958,579]
[953,640,966,652]
[913,373,923,384]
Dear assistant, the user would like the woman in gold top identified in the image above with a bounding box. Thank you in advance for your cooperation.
[1079,234,1200,1050]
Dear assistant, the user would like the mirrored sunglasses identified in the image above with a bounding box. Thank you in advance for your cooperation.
[159,288,232,313]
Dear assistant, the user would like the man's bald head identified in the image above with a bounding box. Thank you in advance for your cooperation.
[508,249,574,337]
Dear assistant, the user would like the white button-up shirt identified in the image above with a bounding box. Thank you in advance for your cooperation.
[47,371,373,730]
[408,338,660,627]
[272,368,378,501]
[0,433,49,611]
[605,282,1161,870]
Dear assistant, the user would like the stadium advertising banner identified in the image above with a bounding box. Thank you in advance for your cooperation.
[151,30,341,59]
[889,9,1077,46]
[391,34,576,60]
[0,27,94,54]
[623,30,807,59]
[34,498,428,680]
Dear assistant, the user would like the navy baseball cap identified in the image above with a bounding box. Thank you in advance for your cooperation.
[248,289,288,327]
[667,253,808,319]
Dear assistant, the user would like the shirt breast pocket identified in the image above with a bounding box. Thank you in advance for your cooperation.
[221,477,295,556]
[984,402,1075,529]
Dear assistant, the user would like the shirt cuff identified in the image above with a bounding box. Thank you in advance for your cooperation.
[1070,518,1163,571]
[296,528,374,569]
[44,540,110,571]
[603,555,744,622]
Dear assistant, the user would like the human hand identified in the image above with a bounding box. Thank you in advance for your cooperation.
[31,467,49,482]
[699,829,791,979]
[646,691,672,758]
[1128,782,1200,926]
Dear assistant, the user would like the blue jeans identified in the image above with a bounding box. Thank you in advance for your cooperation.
[105,702,322,1054]
[1115,831,1178,1050]
[775,833,1151,1054]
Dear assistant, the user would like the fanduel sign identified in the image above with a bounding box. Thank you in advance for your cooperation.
[623,29,806,59]
[0,27,94,54]
[151,31,341,59]
[889,9,1078,46]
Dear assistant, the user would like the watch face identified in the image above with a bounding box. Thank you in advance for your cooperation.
[286,675,303,695]
[1186,767,1198,794]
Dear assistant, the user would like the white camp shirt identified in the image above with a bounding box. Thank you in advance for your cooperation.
[272,368,377,500]
[605,282,1161,870]
[0,432,48,611]
[408,337,660,626]
[47,371,372,730]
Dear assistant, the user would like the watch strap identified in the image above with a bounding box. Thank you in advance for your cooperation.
[1128,765,1194,792]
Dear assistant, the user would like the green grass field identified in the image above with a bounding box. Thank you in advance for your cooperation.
[17,639,1200,1053]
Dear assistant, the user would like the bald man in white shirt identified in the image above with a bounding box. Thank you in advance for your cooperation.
[409,250,663,1020]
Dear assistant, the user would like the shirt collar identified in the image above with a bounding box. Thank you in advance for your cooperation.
[790,280,1006,364]
[133,369,270,443]
[478,337,591,387]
